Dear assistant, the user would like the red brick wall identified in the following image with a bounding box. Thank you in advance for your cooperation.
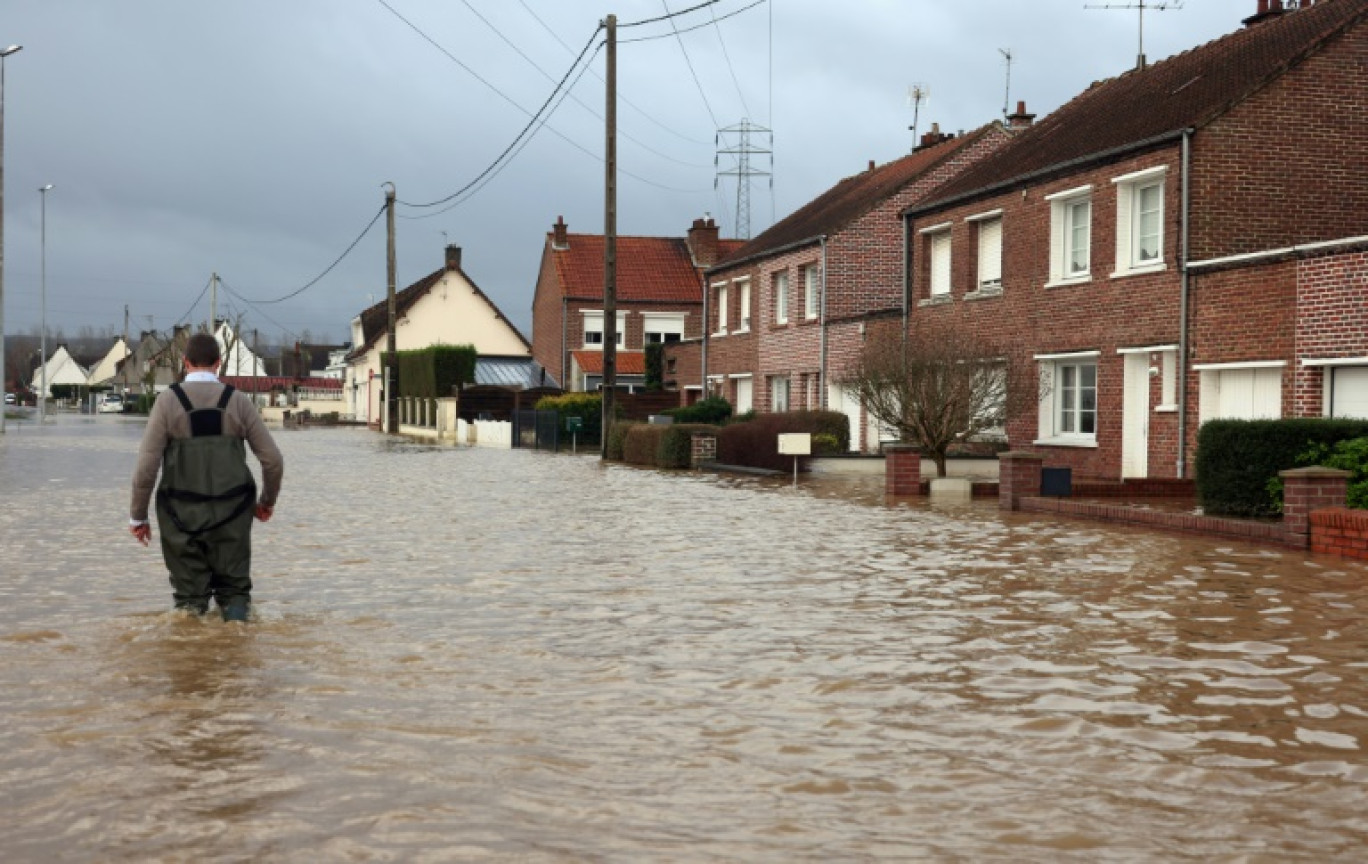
[530,240,565,387]
[1310,507,1368,560]
[1189,23,1368,260]
[1295,249,1368,415]
[907,148,1185,480]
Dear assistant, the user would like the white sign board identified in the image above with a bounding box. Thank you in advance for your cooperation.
[777,433,812,455]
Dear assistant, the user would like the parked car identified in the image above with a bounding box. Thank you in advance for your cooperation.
[98,393,124,414]
[3,392,14,405]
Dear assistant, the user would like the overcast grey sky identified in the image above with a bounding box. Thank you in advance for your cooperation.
[2,0,1247,346]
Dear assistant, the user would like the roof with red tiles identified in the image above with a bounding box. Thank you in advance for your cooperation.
[551,234,745,303]
[572,350,646,375]
[713,126,997,268]
[915,0,1368,213]
[222,376,341,392]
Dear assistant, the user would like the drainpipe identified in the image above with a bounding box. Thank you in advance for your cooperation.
[818,235,830,408]
[1177,128,1193,479]
[560,297,568,391]
[901,215,911,335]
[700,273,709,396]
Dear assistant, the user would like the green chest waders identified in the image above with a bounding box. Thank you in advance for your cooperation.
[155,384,257,618]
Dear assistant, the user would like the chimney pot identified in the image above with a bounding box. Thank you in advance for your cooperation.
[1007,100,1036,129]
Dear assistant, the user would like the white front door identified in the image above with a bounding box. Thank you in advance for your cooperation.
[1121,353,1150,479]
[735,377,753,414]
[826,384,861,452]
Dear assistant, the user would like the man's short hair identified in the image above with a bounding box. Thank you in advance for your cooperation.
[185,333,221,368]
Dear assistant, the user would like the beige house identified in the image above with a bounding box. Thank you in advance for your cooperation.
[344,245,532,426]
[85,337,131,389]
[29,344,90,398]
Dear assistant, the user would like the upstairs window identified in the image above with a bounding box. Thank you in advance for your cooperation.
[773,271,789,325]
[737,279,752,332]
[582,311,625,350]
[971,212,1002,290]
[644,313,685,345]
[715,283,729,335]
[1047,186,1092,285]
[1113,166,1167,276]
[922,223,952,297]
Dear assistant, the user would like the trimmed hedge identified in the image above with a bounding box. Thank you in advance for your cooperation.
[664,396,732,425]
[620,422,721,468]
[606,420,637,460]
[716,411,851,472]
[1197,418,1368,516]
[387,344,477,398]
[622,424,668,466]
[537,392,605,444]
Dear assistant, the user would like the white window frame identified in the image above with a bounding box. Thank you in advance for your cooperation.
[922,222,952,297]
[582,310,626,350]
[969,211,1003,290]
[1112,166,1167,277]
[1046,186,1092,286]
[770,375,790,413]
[643,312,686,345]
[736,279,752,333]
[1035,350,1100,447]
[714,282,729,335]
[803,264,819,320]
[773,270,789,325]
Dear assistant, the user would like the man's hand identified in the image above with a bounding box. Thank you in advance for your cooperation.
[130,523,151,546]
[255,503,274,522]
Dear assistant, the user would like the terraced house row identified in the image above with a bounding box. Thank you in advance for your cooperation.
[648,0,1368,481]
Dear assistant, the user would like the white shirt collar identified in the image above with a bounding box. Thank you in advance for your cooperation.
[184,371,220,383]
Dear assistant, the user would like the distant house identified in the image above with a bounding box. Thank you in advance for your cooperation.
[85,337,131,389]
[29,344,90,398]
[530,215,743,393]
[672,122,1012,450]
[213,320,268,377]
[344,244,536,426]
[901,0,1368,480]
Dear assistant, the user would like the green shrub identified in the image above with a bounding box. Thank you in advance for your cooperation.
[812,432,841,455]
[664,396,732,425]
[606,420,637,460]
[622,424,668,466]
[1287,436,1368,510]
[1197,419,1368,516]
[388,344,477,398]
[716,411,851,472]
[645,343,664,391]
[536,392,605,444]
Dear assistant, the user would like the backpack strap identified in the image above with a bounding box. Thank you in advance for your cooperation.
[169,383,194,413]
[216,384,236,410]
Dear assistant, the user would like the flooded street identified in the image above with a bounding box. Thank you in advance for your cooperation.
[2,417,1367,861]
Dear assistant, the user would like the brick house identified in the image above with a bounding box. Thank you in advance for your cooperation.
[530,216,741,393]
[677,122,1012,450]
[902,0,1368,481]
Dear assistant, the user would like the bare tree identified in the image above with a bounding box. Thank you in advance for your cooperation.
[840,319,1042,478]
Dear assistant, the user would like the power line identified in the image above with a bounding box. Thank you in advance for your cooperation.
[515,0,710,146]
[709,3,751,119]
[172,275,216,328]
[620,1,766,44]
[458,0,707,170]
[620,0,722,28]
[233,204,387,304]
[218,278,304,344]
[657,0,719,129]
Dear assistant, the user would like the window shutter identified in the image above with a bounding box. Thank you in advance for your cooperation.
[1115,182,1133,274]
[978,219,1002,287]
[930,231,952,295]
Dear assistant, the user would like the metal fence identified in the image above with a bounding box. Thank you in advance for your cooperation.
[512,409,560,451]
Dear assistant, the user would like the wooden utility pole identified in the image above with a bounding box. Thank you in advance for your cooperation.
[601,13,617,457]
[385,183,397,434]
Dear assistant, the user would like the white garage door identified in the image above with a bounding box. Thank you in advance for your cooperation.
[1331,366,1368,418]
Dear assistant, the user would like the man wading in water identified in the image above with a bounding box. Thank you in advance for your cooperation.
[129,333,284,621]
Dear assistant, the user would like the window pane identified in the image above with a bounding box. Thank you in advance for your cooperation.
[1068,201,1090,274]
[1137,184,1161,262]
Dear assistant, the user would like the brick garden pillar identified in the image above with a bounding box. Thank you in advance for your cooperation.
[998,451,1044,511]
[1280,466,1350,546]
[691,433,717,468]
[885,443,921,496]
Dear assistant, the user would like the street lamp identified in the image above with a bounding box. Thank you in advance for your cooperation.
[38,182,51,425]
[0,44,22,434]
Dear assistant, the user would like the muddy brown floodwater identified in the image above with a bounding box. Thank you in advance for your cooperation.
[2,416,1367,861]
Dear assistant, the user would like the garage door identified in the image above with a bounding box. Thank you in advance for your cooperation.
[1331,366,1368,418]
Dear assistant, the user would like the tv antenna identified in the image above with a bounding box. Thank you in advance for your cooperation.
[1084,0,1183,70]
[999,49,1013,120]
[907,83,930,150]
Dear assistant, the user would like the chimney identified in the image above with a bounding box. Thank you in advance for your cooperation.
[868,159,876,173]
[1007,101,1036,130]
[687,216,720,268]
[445,244,462,271]
[1244,0,1288,26]
[913,122,954,152]
[552,215,569,250]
